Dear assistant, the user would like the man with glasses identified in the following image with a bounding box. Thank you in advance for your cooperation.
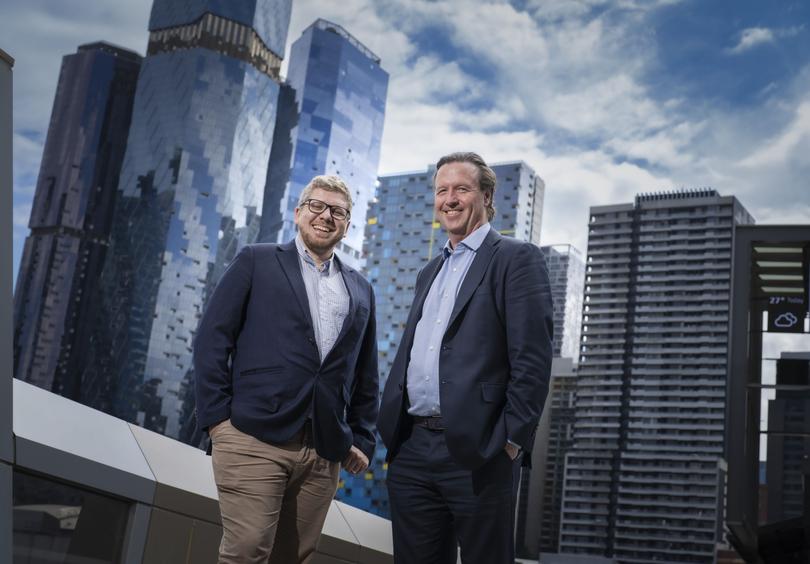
[194,175,378,563]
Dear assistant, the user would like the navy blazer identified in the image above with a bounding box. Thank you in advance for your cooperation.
[378,229,553,469]
[194,241,379,462]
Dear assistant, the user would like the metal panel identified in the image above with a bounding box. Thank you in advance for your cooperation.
[0,48,14,466]
[318,501,362,562]
[333,502,393,564]
[140,507,194,564]
[122,503,152,564]
[13,379,156,502]
[0,463,11,564]
[186,519,221,564]
[129,423,220,523]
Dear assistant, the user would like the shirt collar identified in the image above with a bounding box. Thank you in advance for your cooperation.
[295,234,336,273]
[443,223,491,258]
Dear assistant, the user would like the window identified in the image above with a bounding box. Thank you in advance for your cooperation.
[13,471,131,564]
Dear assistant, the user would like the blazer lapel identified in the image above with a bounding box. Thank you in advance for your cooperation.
[447,229,501,329]
[276,240,315,333]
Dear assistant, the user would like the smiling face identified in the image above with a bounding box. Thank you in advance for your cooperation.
[434,161,491,247]
[294,187,351,261]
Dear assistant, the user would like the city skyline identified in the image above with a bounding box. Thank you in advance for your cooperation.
[6,0,810,283]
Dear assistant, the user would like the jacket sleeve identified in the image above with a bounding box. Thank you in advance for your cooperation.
[193,245,254,433]
[347,283,380,461]
[502,243,554,450]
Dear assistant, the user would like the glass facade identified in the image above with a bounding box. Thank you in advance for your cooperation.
[350,161,545,517]
[80,0,292,442]
[13,470,130,564]
[13,43,141,404]
[559,190,755,563]
[726,227,810,563]
[541,244,585,360]
[260,19,388,271]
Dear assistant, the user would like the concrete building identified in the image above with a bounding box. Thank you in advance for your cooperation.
[516,358,578,559]
[559,189,754,563]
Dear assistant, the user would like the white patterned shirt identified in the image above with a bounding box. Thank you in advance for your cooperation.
[295,236,350,363]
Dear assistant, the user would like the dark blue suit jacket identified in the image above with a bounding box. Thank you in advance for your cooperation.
[194,241,378,462]
[378,229,553,469]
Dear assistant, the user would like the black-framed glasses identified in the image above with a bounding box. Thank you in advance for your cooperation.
[302,199,350,221]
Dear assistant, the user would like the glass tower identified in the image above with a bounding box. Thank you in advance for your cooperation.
[259,19,388,271]
[347,161,545,517]
[13,42,141,405]
[559,190,754,563]
[541,244,585,360]
[82,0,292,441]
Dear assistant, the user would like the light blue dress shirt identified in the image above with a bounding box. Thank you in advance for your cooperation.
[406,223,491,416]
[295,235,350,363]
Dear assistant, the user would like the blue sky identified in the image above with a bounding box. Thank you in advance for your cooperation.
[4,0,810,284]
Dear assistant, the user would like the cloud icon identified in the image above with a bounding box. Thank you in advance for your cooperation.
[774,312,799,328]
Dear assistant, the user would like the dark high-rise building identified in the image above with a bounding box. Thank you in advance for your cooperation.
[259,19,388,270]
[13,42,141,404]
[559,189,754,563]
[516,246,583,558]
[82,0,292,441]
[351,161,545,517]
[541,244,585,360]
[516,357,577,559]
[766,352,810,523]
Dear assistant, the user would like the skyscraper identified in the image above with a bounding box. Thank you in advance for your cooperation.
[82,0,292,441]
[541,244,585,360]
[13,42,141,405]
[516,245,583,558]
[559,189,754,563]
[515,357,578,559]
[348,161,545,517]
[259,19,388,271]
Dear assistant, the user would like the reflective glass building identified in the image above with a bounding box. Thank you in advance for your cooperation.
[559,190,754,563]
[259,19,388,271]
[541,244,585,360]
[348,161,545,517]
[82,0,292,441]
[13,42,141,405]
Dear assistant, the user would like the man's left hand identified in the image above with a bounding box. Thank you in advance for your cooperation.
[342,446,369,474]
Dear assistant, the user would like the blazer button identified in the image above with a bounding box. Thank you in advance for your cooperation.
[398,383,403,391]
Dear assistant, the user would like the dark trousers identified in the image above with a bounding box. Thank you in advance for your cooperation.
[386,425,521,564]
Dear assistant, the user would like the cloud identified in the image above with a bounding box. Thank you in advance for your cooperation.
[7,0,810,286]
[14,203,32,228]
[738,101,810,168]
[728,25,804,54]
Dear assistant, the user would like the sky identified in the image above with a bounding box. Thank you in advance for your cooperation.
[4,0,810,284]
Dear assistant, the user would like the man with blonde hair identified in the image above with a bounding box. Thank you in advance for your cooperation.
[195,175,379,563]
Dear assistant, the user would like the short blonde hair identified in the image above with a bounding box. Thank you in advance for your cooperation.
[298,175,353,212]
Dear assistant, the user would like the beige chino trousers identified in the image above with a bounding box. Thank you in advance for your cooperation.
[210,419,340,564]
